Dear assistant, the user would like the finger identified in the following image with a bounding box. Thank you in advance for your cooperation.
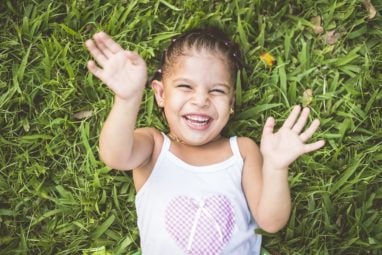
[262,117,275,137]
[291,107,310,133]
[87,60,103,79]
[303,140,325,153]
[125,51,146,66]
[97,31,124,53]
[282,105,301,129]
[93,33,114,58]
[300,119,320,142]
[85,39,108,66]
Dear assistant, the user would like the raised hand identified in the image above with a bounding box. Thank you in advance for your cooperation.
[85,32,147,100]
[260,105,325,170]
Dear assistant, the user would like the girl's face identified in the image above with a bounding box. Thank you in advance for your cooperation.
[152,49,234,146]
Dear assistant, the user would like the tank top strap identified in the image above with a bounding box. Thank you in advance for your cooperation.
[161,132,171,151]
[229,136,241,158]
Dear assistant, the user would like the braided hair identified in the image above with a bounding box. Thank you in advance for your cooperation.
[152,26,243,84]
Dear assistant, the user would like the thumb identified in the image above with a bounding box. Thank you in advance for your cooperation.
[262,117,275,137]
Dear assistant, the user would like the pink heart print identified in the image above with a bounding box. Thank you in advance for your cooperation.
[165,194,235,254]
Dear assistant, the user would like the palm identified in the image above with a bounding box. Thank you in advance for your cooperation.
[260,106,325,170]
[100,51,147,98]
[85,32,147,99]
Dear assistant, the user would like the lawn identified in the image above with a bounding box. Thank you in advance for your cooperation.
[0,0,381,254]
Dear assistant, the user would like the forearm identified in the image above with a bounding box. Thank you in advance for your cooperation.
[99,93,143,169]
[256,162,291,233]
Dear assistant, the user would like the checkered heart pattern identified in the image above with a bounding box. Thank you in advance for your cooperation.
[165,194,235,254]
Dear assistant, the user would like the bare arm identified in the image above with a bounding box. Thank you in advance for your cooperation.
[243,105,325,233]
[85,32,153,170]
[99,97,155,170]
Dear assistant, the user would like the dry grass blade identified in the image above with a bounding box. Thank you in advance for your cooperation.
[363,0,377,19]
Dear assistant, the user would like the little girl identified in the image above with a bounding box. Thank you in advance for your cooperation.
[85,26,324,255]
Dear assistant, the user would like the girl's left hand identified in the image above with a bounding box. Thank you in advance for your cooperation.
[260,105,325,170]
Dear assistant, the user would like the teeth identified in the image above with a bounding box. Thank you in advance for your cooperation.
[184,115,210,125]
[185,115,209,122]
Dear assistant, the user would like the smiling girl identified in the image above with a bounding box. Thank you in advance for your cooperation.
[85,26,324,255]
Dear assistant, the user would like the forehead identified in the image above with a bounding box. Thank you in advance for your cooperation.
[164,49,234,86]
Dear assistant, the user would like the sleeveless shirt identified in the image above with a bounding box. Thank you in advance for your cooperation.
[135,133,262,254]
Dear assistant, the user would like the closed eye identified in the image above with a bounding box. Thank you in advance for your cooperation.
[176,84,193,91]
[177,84,192,89]
[210,89,227,94]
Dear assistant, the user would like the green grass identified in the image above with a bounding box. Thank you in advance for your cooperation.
[1,0,381,254]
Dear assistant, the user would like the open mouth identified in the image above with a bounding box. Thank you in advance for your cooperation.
[183,114,212,128]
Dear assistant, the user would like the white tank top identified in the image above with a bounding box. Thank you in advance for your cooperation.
[135,133,262,255]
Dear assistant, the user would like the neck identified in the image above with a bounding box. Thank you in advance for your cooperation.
[167,132,223,147]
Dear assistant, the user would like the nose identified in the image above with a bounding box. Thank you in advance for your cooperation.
[191,89,210,108]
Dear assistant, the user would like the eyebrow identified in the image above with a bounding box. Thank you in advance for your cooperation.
[172,78,232,89]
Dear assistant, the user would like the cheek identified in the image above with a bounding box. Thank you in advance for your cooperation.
[164,92,186,110]
[214,98,232,113]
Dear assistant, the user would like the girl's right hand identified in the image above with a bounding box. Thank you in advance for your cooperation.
[85,32,147,100]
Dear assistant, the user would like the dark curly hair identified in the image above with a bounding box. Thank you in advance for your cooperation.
[152,26,243,84]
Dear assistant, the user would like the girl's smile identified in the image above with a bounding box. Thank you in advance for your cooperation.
[182,113,212,130]
[152,49,234,146]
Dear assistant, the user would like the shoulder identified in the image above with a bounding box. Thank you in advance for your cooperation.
[237,137,263,223]
[235,136,261,160]
[132,128,166,191]
[134,127,165,166]
[134,127,165,156]
[135,127,163,141]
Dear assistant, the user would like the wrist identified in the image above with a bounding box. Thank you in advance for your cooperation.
[262,160,289,173]
[112,93,144,116]
[114,92,143,104]
[262,161,289,186]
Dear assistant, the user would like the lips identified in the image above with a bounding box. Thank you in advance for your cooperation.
[183,114,212,130]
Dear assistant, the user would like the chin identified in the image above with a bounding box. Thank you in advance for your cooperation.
[183,132,221,146]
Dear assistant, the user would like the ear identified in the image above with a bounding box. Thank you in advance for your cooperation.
[151,80,165,108]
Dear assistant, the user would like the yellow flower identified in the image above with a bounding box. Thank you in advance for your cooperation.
[302,89,313,107]
[260,52,276,68]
